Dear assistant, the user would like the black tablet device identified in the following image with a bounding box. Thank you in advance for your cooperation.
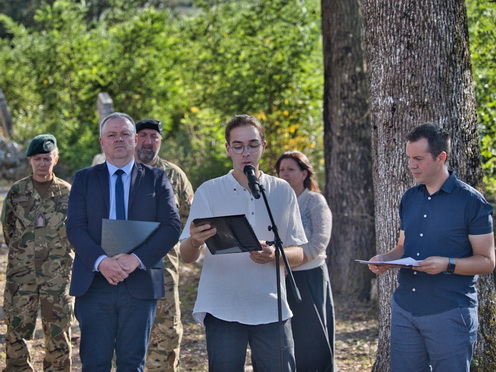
[192,214,262,254]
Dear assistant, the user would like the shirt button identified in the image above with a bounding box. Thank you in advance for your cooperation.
[423,214,427,218]
[428,197,431,200]
[251,212,254,215]
[420,233,423,237]
[412,288,416,292]
[416,253,420,256]
[414,271,417,275]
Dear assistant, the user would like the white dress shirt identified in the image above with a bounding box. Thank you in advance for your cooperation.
[180,171,307,325]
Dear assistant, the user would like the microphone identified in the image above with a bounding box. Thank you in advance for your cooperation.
[243,165,261,199]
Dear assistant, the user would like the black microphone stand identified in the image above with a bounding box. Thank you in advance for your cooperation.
[259,182,302,372]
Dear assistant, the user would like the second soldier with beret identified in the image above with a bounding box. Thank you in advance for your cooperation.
[1,134,74,371]
[134,119,194,372]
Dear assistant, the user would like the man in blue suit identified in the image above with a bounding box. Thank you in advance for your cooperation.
[67,112,181,371]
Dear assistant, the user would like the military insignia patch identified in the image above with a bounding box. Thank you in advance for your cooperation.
[43,140,55,152]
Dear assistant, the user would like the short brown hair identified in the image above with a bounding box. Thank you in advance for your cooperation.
[224,115,265,143]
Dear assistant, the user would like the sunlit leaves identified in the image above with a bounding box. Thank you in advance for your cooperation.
[467,0,496,198]
[178,0,323,177]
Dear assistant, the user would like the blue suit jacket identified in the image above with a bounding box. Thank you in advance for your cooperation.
[67,162,181,300]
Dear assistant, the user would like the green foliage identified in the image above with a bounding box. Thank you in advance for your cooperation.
[467,0,496,200]
[171,107,231,187]
[0,0,55,37]
[0,0,195,35]
[0,0,323,188]
[179,0,323,175]
[0,0,105,173]
[1,0,494,195]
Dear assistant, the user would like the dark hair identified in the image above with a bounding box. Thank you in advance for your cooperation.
[275,150,320,192]
[224,115,265,143]
[100,112,135,137]
[406,123,450,160]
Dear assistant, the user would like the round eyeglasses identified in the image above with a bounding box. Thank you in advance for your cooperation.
[229,142,262,154]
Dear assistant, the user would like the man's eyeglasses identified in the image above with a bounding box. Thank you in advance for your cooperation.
[229,142,262,154]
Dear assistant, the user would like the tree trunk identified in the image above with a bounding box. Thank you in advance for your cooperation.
[321,0,375,301]
[474,272,496,371]
[362,0,495,370]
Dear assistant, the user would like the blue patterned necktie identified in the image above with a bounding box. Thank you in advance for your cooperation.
[115,169,126,220]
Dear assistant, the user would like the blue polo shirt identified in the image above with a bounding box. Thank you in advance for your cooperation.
[394,172,493,315]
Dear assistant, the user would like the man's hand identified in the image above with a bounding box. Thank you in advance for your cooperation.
[190,222,217,248]
[249,243,275,265]
[114,254,141,274]
[367,234,406,275]
[180,221,217,264]
[413,256,448,275]
[367,255,392,275]
[98,257,129,285]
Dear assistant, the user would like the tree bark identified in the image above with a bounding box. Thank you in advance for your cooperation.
[474,272,496,372]
[321,0,375,301]
[362,0,495,370]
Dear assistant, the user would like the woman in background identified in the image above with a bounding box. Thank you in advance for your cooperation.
[275,151,335,372]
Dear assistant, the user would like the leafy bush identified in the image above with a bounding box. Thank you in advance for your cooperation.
[467,0,496,200]
[0,0,323,188]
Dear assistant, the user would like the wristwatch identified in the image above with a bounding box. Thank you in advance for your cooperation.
[445,257,456,274]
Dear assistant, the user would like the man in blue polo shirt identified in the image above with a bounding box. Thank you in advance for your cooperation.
[368,124,495,372]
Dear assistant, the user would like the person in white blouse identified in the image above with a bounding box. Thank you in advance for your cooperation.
[275,150,335,372]
[179,115,307,372]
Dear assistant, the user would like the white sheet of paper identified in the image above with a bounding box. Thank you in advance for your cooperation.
[355,257,421,267]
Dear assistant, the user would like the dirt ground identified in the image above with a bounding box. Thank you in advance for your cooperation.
[0,194,378,371]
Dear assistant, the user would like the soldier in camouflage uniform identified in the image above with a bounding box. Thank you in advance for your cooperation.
[1,134,74,372]
[134,119,194,372]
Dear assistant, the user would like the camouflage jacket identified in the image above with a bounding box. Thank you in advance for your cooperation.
[1,175,74,280]
[155,157,194,228]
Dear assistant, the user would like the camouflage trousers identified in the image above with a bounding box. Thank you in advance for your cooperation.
[146,245,183,372]
[3,278,73,372]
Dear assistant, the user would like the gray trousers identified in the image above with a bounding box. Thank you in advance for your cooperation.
[391,299,478,372]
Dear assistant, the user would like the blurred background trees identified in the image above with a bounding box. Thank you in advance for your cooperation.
[0,0,493,196]
[0,0,323,188]
[468,0,496,199]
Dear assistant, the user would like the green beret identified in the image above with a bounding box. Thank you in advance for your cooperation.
[25,134,57,157]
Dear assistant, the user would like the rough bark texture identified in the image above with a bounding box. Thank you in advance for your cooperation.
[321,0,375,301]
[361,0,495,370]
[474,273,496,372]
